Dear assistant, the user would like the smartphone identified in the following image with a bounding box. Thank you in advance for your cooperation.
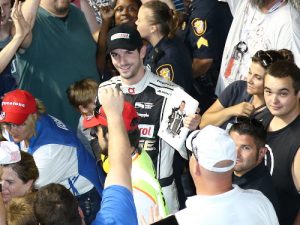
[151,215,179,225]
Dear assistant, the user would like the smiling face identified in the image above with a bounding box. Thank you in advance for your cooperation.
[0,0,11,26]
[114,0,140,26]
[110,46,146,85]
[264,75,300,119]
[1,166,33,204]
[247,62,266,95]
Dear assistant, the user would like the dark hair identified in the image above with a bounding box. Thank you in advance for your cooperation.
[100,124,140,150]
[3,151,39,186]
[34,183,82,225]
[142,1,179,39]
[229,119,266,149]
[66,78,99,109]
[252,49,294,69]
[266,60,300,94]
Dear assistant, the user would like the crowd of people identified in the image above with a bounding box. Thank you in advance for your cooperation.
[0,0,299,224]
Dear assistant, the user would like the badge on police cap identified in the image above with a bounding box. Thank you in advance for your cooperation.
[191,18,206,36]
[156,64,174,81]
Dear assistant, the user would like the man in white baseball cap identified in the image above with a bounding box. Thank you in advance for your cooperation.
[174,125,279,225]
[145,125,279,225]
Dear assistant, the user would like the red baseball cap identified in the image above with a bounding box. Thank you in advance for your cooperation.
[83,101,139,131]
[0,90,38,125]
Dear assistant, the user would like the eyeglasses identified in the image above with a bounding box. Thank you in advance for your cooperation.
[255,50,274,68]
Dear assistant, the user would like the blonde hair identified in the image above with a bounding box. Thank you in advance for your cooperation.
[6,193,38,225]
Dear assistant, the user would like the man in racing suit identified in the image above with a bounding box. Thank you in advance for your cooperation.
[98,24,200,213]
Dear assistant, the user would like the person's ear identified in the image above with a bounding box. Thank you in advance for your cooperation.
[78,105,88,115]
[258,147,267,162]
[150,24,157,34]
[24,179,34,192]
[190,155,201,176]
[140,45,147,60]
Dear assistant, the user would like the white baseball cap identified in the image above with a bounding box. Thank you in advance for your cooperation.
[0,141,21,164]
[186,125,236,172]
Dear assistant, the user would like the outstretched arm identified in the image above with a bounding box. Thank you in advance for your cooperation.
[96,5,114,74]
[19,0,40,48]
[80,0,101,42]
[200,99,254,128]
[0,0,30,73]
[100,87,132,191]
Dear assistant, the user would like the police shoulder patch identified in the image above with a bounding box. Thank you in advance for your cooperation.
[156,64,174,81]
[191,18,206,36]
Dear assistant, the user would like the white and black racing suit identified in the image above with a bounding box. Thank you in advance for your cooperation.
[98,69,192,213]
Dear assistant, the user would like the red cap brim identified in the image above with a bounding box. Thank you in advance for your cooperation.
[83,115,107,129]
[0,112,29,125]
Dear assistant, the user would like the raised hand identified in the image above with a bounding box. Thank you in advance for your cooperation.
[11,0,31,40]
[99,87,124,117]
[232,102,254,117]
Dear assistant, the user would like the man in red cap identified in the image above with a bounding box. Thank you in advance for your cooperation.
[83,93,169,223]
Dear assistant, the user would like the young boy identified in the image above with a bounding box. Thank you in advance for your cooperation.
[67,78,99,159]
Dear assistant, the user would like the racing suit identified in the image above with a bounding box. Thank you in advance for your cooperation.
[99,69,193,213]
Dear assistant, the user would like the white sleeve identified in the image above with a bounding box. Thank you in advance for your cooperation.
[32,144,78,188]
[291,5,300,66]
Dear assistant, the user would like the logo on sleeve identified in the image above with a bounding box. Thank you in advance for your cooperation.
[191,18,206,36]
[156,64,174,81]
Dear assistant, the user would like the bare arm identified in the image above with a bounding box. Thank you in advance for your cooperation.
[192,58,213,79]
[80,0,100,42]
[199,99,254,128]
[292,147,300,225]
[100,88,132,191]
[19,0,41,48]
[96,6,114,74]
[292,147,300,191]
[0,0,30,73]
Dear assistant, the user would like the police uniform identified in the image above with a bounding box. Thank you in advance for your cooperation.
[177,0,232,111]
[143,37,194,95]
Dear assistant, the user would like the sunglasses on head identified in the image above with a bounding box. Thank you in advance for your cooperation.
[255,50,275,68]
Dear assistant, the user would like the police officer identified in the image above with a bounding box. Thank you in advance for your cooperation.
[177,0,232,112]
[136,1,194,96]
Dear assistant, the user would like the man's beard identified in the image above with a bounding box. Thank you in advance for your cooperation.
[249,0,274,9]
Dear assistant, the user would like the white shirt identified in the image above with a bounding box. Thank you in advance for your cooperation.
[216,0,300,95]
[175,185,279,225]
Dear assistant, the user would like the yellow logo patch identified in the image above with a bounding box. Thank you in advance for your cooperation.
[191,18,206,36]
[156,64,174,81]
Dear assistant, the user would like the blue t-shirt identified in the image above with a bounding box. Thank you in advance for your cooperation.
[92,185,138,225]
